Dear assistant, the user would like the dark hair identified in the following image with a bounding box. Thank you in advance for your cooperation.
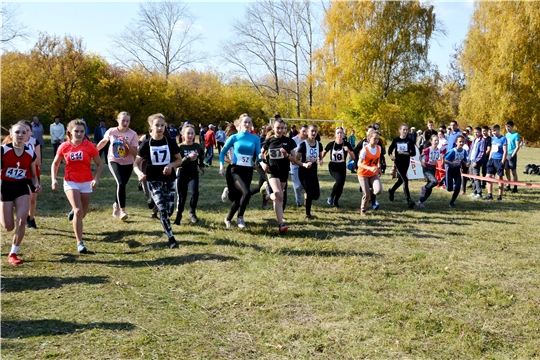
[492,124,501,130]
[482,126,489,130]
[456,134,465,141]
[274,113,281,119]
[474,127,482,132]
[506,120,514,127]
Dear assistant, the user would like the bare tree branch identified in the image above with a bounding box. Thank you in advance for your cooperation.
[1,3,31,48]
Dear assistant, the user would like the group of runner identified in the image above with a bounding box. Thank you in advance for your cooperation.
[1,112,526,264]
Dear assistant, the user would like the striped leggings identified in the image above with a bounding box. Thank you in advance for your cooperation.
[147,180,176,239]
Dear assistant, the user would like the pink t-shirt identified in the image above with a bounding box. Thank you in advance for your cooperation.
[58,139,98,182]
[104,128,138,165]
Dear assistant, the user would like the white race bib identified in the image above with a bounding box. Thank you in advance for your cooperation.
[397,143,408,152]
[332,148,345,163]
[150,144,171,165]
[6,167,27,179]
[428,149,440,165]
[269,149,284,160]
[492,144,499,153]
[237,154,253,166]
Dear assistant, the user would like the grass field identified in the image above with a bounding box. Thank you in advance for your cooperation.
[2,139,540,359]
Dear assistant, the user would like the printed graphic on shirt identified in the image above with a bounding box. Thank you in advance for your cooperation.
[112,136,129,158]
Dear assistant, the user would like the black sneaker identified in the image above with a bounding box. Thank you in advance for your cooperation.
[334,201,340,209]
[68,209,74,221]
[449,202,456,208]
[29,218,37,229]
[512,187,518,193]
[407,200,415,209]
[26,216,31,229]
[189,213,199,224]
[497,195,502,201]
[173,215,181,225]
[388,189,395,202]
[168,237,177,249]
[147,198,155,209]
[504,185,511,192]
[151,212,159,219]
[305,215,313,221]
[483,194,493,201]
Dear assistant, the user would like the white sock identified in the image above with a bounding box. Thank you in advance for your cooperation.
[10,245,19,255]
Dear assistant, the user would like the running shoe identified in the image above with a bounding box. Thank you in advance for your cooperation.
[474,194,482,199]
[237,217,246,229]
[168,236,177,249]
[224,217,231,228]
[26,216,31,229]
[497,195,502,201]
[262,193,268,210]
[419,186,426,198]
[151,212,159,219]
[173,214,181,225]
[512,187,518,193]
[360,210,366,217]
[460,191,466,195]
[30,218,37,229]
[327,196,334,205]
[504,185,511,192]
[113,203,120,217]
[120,211,128,221]
[68,209,74,221]
[388,189,395,202]
[449,202,456,208]
[279,223,289,233]
[305,214,314,221]
[407,200,415,209]
[333,201,340,209]
[8,253,22,265]
[221,187,229,202]
[189,212,199,224]
[260,181,268,196]
[483,194,493,200]
[372,201,380,210]
[77,242,88,254]
[416,200,425,208]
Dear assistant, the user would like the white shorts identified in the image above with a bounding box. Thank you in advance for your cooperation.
[64,180,93,193]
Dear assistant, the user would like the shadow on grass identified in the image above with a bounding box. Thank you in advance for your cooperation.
[213,238,381,258]
[1,275,108,292]
[1,319,135,338]
[50,253,237,267]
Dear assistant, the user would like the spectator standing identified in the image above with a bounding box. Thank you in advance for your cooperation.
[423,120,436,148]
[215,125,226,154]
[31,116,44,157]
[168,124,179,143]
[94,120,109,164]
[288,124,298,138]
[408,126,417,144]
[204,124,216,166]
[50,116,65,157]
[504,120,521,193]
[199,123,206,144]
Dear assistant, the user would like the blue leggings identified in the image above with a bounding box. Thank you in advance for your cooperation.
[445,167,461,204]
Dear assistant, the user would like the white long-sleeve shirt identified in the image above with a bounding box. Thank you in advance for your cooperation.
[50,122,65,143]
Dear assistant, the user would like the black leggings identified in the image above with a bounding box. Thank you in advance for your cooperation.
[390,158,412,201]
[299,168,320,216]
[446,166,461,204]
[250,162,267,196]
[328,162,347,203]
[109,162,133,208]
[176,168,199,216]
[227,165,253,220]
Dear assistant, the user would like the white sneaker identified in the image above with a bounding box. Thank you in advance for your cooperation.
[112,203,119,217]
[237,216,246,229]
[120,211,128,221]
[224,217,231,228]
[221,187,229,202]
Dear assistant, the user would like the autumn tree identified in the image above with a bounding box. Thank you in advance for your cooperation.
[459,1,540,141]
[110,0,205,81]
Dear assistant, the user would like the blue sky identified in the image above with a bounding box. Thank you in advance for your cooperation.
[7,1,474,75]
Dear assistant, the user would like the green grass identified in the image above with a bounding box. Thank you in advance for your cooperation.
[2,140,540,359]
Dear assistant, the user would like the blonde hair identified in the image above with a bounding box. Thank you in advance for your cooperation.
[2,123,28,145]
[225,123,237,137]
[234,113,252,128]
[147,113,166,130]
[181,123,195,136]
[66,119,87,140]
[117,111,130,119]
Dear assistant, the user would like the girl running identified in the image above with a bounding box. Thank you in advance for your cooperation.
[51,119,103,254]
[260,118,297,233]
[1,123,41,264]
[444,134,469,207]
[417,135,441,207]
[133,114,183,249]
[97,111,138,221]
[19,120,42,229]
[219,114,262,229]
[173,123,205,225]
[388,124,417,208]
[321,127,355,208]
[296,124,323,220]
[357,131,382,216]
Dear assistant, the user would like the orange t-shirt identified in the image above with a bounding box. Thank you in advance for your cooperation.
[357,145,381,177]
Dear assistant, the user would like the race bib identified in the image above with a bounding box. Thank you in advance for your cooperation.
[269,149,284,160]
[308,147,319,163]
[332,148,345,163]
[150,144,171,165]
[5,167,27,179]
[237,154,253,166]
[70,151,83,161]
[492,144,499,153]
[397,143,408,152]
[428,150,440,164]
